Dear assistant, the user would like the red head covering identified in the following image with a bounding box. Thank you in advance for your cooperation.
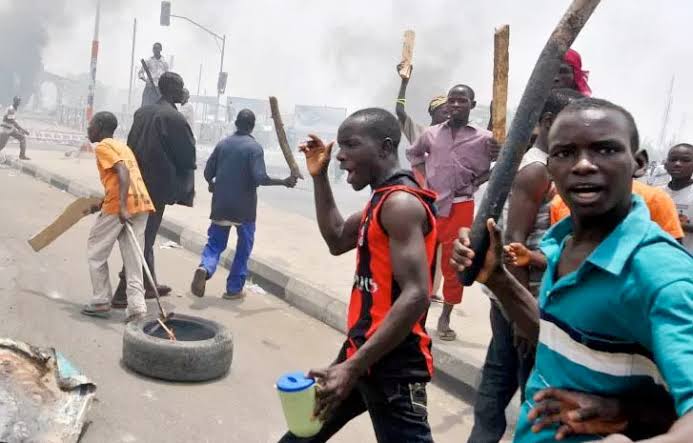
[564,49,592,97]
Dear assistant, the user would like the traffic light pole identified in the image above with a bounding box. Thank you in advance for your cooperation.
[217,34,226,122]
[165,11,227,121]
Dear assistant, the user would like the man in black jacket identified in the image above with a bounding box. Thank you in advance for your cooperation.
[190,109,296,299]
[112,72,196,307]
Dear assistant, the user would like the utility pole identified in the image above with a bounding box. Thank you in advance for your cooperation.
[127,18,137,112]
[160,2,227,122]
[197,63,203,96]
[86,0,101,124]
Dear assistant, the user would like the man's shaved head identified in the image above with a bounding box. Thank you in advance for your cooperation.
[235,109,256,133]
[341,108,401,148]
[93,111,118,133]
[448,84,475,100]
[559,97,640,151]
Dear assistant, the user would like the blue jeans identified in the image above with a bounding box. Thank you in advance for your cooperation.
[199,222,256,294]
[467,304,534,443]
[278,378,433,443]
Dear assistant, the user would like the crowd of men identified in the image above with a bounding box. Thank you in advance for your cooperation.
[10,35,690,442]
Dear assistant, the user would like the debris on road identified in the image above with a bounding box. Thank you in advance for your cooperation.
[0,338,96,443]
[159,240,182,249]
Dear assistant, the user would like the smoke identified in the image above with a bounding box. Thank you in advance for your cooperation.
[18,0,693,145]
[0,0,69,103]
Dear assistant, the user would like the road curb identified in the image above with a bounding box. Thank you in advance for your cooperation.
[3,157,484,396]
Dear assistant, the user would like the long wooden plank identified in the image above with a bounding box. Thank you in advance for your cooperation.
[269,96,304,179]
[492,25,510,144]
[29,197,102,252]
[398,30,416,79]
[460,0,603,285]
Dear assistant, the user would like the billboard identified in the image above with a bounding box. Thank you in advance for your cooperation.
[293,105,346,134]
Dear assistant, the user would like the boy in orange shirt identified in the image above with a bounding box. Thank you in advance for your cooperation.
[81,112,155,322]
[506,179,683,268]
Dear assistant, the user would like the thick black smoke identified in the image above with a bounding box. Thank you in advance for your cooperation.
[0,0,70,103]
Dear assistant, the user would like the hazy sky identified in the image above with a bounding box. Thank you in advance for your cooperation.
[2,0,692,158]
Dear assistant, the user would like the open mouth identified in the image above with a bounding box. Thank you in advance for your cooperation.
[568,184,604,204]
[341,166,355,184]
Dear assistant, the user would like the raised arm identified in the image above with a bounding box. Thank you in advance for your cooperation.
[300,134,360,255]
[395,63,411,125]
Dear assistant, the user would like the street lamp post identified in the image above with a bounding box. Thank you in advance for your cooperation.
[160,2,227,122]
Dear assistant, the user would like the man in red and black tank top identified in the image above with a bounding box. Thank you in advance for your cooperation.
[279,109,436,443]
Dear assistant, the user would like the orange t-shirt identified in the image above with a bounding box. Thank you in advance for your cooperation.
[95,138,155,215]
[549,180,684,239]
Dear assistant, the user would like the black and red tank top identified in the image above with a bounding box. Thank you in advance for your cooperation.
[338,171,438,381]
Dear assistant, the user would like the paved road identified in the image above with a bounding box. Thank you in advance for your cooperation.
[0,169,486,442]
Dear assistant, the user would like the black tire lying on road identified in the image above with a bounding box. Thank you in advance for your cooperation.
[122,314,233,382]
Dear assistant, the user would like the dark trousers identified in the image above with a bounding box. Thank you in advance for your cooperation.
[143,203,166,284]
[278,379,433,443]
[467,304,534,443]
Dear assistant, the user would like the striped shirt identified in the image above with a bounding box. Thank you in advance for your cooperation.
[515,195,693,442]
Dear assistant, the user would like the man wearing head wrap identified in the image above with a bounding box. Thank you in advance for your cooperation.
[395,64,450,144]
[555,48,592,96]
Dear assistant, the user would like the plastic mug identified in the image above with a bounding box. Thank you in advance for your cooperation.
[276,371,323,438]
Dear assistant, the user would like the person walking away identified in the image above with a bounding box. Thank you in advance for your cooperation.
[453,98,693,443]
[80,112,153,323]
[138,42,169,107]
[190,109,296,299]
[279,108,436,442]
[406,84,497,341]
[663,143,693,252]
[111,72,196,309]
[0,96,30,160]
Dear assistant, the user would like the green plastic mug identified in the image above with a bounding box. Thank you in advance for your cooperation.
[276,371,323,438]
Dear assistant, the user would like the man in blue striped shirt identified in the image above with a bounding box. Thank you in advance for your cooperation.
[453,97,693,442]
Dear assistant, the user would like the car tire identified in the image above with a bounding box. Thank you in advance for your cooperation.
[122,314,233,382]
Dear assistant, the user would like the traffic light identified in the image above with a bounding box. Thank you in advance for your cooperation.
[160,1,171,26]
[217,72,228,95]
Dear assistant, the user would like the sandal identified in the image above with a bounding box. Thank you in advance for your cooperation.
[81,303,111,318]
[437,329,457,341]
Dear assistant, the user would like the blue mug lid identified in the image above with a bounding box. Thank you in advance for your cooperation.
[276,371,315,392]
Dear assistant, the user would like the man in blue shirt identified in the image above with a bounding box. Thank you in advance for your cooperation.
[453,97,693,442]
[191,109,297,299]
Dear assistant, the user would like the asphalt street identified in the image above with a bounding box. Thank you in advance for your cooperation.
[0,168,490,442]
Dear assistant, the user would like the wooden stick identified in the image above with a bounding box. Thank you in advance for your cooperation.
[460,0,602,285]
[269,96,304,179]
[140,59,158,93]
[492,25,510,144]
[157,319,176,341]
[398,30,416,79]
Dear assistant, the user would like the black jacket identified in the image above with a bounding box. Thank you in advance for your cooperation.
[127,99,196,207]
[204,132,272,223]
